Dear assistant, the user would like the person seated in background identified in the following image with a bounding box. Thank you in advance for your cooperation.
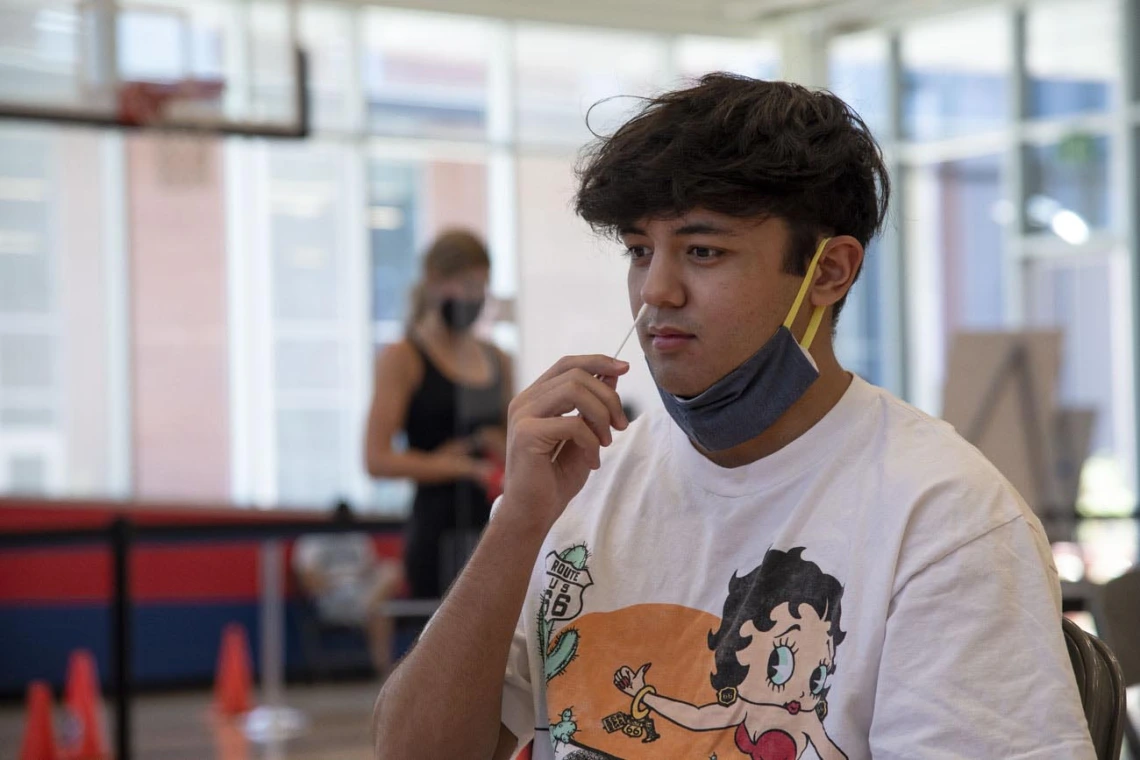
[365,229,512,601]
[292,530,402,678]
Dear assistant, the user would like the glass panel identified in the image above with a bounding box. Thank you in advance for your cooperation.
[0,407,54,426]
[0,127,115,499]
[901,9,1011,141]
[264,141,357,508]
[118,7,208,82]
[835,240,887,387]
[299,2,356,132]
[275,408,343,507]
[1027,255,1135,516]
[0,333,55,388]
[368,156,488,326]
[268,145,345,322]
[0,1,89,108]
[362,9,493,140]
[1027,0,1119,118]
[934,155,1006,331]
[370,160,418,325]
[514,24,668,146]
[674,36,779,81]
[905,154,1007,411]
[274,338,343,391]
[1025,134,1110,238]
[828,32,890,140]
[0,128,52,314]
[9,453,47,493]
[247,0,294,124]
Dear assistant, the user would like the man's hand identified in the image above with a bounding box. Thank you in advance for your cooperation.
[498,355,630,532]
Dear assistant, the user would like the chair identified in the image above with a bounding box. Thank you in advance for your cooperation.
[292,566,374,681]
[1093,568,1140,757]
[1062,616,1127,760]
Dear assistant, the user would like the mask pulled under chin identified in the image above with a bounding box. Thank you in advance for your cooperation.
[654,327,819,451]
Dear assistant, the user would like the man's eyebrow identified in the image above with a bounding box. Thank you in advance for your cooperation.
[772,624,801,639]
[618,222,739,237]
[674,222,738,236]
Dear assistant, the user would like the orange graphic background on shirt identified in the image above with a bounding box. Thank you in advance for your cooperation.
[544,603,741,759]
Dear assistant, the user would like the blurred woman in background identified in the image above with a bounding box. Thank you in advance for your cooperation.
[365,229,512,600]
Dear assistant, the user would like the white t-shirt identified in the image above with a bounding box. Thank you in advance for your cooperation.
[500,375,1094,760]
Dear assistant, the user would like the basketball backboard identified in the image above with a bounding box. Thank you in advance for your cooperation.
[0,0,307,137]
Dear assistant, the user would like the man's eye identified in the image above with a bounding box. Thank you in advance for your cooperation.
[625,246,650,260]
[689,247,720,260]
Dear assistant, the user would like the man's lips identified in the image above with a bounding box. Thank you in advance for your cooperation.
[647,325,694,338]
[785,701,801,715]
[647,326,695,351]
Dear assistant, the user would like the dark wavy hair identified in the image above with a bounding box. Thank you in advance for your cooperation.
[575,73,890,319]
[708,547,846,708]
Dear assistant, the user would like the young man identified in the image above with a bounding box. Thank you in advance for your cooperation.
[373,74,1095,760]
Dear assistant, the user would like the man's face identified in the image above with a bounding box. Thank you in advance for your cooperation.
[624,210,804,398]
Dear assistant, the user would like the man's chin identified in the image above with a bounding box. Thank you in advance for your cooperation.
[648,368,714,400]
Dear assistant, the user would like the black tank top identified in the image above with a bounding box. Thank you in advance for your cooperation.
[402,338,506,598]
[405,339,505,452]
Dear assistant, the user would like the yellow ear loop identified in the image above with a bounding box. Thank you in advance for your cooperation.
[782,237,831,350]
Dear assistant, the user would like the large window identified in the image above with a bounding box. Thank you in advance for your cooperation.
[834,0,1138,516]
[0,124,125,499]
[1026,0,1120,119]
[901,9,1011,141]
[362,9,495,141]
[514,25,669,145]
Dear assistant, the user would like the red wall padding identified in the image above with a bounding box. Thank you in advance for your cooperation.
[0,500,405,603]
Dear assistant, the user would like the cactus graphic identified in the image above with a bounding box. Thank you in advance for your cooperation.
[536,543,590,682]
[559,543,589,570]
[550,708,578,745]
[538,593,580,681]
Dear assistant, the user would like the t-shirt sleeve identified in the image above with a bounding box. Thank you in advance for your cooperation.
[501,606,536,751]
[870,516,1096,759]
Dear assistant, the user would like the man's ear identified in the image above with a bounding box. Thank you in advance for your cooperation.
[810,236,864,309]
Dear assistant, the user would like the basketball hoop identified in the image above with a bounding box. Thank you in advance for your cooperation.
[117,79,226,128]
[118,79,226,187]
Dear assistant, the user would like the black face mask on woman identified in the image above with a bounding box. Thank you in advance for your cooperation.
[440,297,485,332]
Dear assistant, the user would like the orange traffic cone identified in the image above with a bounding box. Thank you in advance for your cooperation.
[214,623,253,716]
[19,680,59,760]
[62,650,108,760]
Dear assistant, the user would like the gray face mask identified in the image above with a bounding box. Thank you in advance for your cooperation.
[653,238,831,452]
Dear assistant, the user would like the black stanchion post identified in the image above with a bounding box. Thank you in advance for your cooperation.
[110,517,133,760]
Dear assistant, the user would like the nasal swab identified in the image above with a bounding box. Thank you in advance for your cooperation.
[550,303,648,464]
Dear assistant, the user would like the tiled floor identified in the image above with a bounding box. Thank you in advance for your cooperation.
[0,681,380,760]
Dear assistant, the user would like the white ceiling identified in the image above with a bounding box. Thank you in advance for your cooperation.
[392,0,1047,36]
[346,0,947,37]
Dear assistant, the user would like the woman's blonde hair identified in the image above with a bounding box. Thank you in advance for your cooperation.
[408,229,491,326]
